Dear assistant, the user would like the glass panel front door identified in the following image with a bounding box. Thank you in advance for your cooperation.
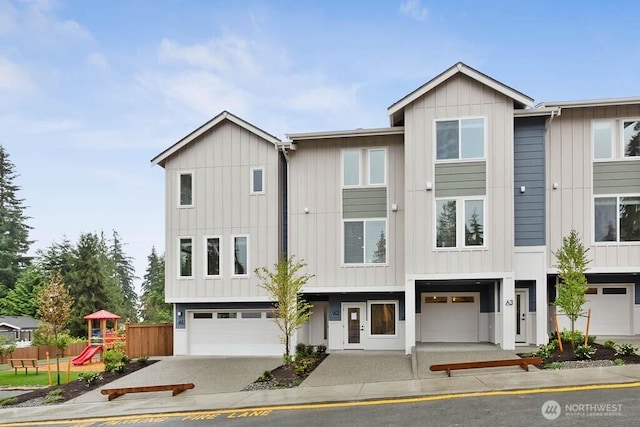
[343,303,365,349]
[348,308,361,344]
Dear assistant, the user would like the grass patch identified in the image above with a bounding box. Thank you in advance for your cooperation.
[0,369,86,387]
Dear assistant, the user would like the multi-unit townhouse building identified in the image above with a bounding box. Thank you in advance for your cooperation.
[152,62,640,356]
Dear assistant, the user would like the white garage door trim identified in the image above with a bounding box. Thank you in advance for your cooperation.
[187,310,282,356]
[420,292,480,342]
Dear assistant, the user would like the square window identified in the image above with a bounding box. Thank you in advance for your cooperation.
[464,200,484,246]
[623,120,640,157]
[205,237,220,276]
[232,236,249,276]
[179,238,193,277]
[436,200,457,247]
[370,303,396,335]
[342,150,361,186]
[368,149,386,185]
[436,118,485,160]
[593,121,613,159]
[344,220,387,264]
[179,173,193,206]
[251,168,264,194]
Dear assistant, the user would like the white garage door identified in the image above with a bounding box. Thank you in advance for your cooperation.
[421,293,480,342]
[583,286,632,335]
[188,311,282,356]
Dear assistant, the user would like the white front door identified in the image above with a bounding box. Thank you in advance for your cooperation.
[343,303,365,349]
[515,290,527,343]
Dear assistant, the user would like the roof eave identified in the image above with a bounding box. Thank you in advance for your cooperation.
[539,97,640,109]
[287,127,404,142]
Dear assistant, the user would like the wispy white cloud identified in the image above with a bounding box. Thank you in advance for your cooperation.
[0,56,35,92]
[87,52,109,73]
[400,0,428,22]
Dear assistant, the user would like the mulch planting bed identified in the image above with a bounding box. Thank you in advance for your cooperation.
[521,342,640,369]
[243,353,328,391]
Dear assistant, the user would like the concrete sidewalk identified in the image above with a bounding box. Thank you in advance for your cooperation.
[2,353,640,424]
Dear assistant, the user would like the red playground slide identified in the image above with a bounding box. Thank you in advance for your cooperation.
[72,345,103,366]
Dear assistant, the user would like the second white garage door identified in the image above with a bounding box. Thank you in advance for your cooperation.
[421,293,480,342]
[188,311,282,356]
[583,286,632,335]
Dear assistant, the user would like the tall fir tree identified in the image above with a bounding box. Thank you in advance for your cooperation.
[110,230,138,322]
[0,145,32,295]
[140,247,171,323]
[0,265,46,316]
[625,121,640,157]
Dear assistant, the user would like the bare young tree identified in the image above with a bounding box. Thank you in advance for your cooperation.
[255,256,313,362]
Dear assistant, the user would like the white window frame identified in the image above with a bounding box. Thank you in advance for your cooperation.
[593,194,640,245]
[177,236,194,279]
[177,171,194,208]
[367,300,398,338]
[592,119,614,161]
[620,117,640,160]
[434,197,487,250]
[342,149,362,188]
[231,234,250,277]
[203,235,222,278]
[250,167,265,195]
[367,148,387,186]
[434,117,486,162]
[342,218,388,266]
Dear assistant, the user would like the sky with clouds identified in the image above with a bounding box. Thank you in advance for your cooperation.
[1,0,639,291]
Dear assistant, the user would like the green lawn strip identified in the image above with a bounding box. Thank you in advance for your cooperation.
[0,369,87,387]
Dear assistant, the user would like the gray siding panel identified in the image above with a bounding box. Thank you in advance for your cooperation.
[593,161,640,194]
[514,117,545,246]
[434,161,486,197]
[342,187,387,218]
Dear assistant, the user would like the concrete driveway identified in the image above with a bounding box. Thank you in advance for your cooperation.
[68,356,281,404]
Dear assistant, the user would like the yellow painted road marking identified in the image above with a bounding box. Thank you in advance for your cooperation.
[2,381,640,427]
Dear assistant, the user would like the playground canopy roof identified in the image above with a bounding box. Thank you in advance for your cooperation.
[83,310,121,320]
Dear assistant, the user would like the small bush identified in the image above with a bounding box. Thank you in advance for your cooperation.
[614,358,625,366]
[293,357,315,376]
[78,372,103,387]
[0,397,18,406]
[545,362,562,370]
[137,356,149,364]
[315,345,327,355]
[103,346,128,373]
[536,344,556,361]
[574,345,596,360]
[295,343,314,357]
[615,343,638,357]
[282,353,293,365]
[257,370,273,382]
[561,329,584,345]
[603,340,617,350]
[586,335,596,345]
[45,389,63,404]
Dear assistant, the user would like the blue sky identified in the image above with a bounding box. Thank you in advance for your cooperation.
[1,0,639,290]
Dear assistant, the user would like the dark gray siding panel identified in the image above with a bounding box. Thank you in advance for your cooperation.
[514,117,546,246]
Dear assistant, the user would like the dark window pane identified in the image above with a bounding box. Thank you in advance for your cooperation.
[602,288,627,295]
[620,197,640,242]
[233,236,248,275]
[371,304,396,335]
[623,120,640,157]
[216,312,237,319]
[344,222,364,263]
[425,296,447,303]
[180,174,192,205]
[193,313,212,319]
[179,238,192,277]
[252,169,263,193]
[366,220,386,263]
[436,200,457,247]
[594,198,617,242]
[436,120,459,160]
[464,200,484,246]
[206,238,220,276]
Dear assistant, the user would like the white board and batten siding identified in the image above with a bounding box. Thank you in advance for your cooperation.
[546,106,640,270]
[164,121,281,301]
[288,135,405,289]
[403,74,516,276]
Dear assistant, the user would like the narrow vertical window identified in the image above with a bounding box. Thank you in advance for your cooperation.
[205,237,220,277]
[593,121,613,159]
[436,200,457,247]
[623,120,640,157]
[344,221,364,263]
[368,149,386,185]
[460,118,484,159]
[366,220,386,263]
[594,197,617,242]
[179,173,193,206]
[620,196,640,242]
[251,168,264,194]
[436,121,459,160]
[464,200,484,246]
[233,236,249,276]
[179,238,193,277]
[342,150,360,186]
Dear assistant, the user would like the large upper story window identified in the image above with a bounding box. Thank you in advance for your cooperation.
[232,235,249,276]
[179,172,193,207]
[436,198,485,248]
[179,237,193,278]
[436,118,485,161]
[595,196,640,242]
[205,236,221,277]
[344,219,386,264]
[623,120,640,158]
[342,148,387,187]
[592,119,640,160]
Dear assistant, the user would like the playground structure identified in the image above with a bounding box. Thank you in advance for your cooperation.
[72,310,124,366]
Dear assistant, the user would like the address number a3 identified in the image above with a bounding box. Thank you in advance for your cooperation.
[505,299,514,306]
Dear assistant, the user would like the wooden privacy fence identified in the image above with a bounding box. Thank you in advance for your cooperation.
[125,323,173,358]
[0,341,88,364]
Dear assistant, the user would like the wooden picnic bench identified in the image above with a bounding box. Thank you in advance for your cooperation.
[8,359,39,375]
[100,383,195,401]
[430,357,543,377]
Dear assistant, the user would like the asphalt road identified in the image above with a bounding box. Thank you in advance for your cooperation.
[5,385,640,427]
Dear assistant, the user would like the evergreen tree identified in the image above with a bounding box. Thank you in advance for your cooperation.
[36,238,75,277]
[110,230,138,322]
[625,121,640,157]
[0,265,46,316]
[66,233,110,337]
[436,200,457,247]
[0,145,32,294]
[372,230,386,263]
[140,247,171,323]
[465,209,484,246]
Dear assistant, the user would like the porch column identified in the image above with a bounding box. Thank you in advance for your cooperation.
[405,278,415,355]
[501,276,515,350]
[536,275,548,345]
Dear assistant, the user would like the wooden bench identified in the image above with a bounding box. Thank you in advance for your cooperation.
[430,357,543,377]
[8,359,39,375]
[100,383,195,401]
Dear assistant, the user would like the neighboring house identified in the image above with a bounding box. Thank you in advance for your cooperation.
[0,316,40,343]
[153,62,640,356]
